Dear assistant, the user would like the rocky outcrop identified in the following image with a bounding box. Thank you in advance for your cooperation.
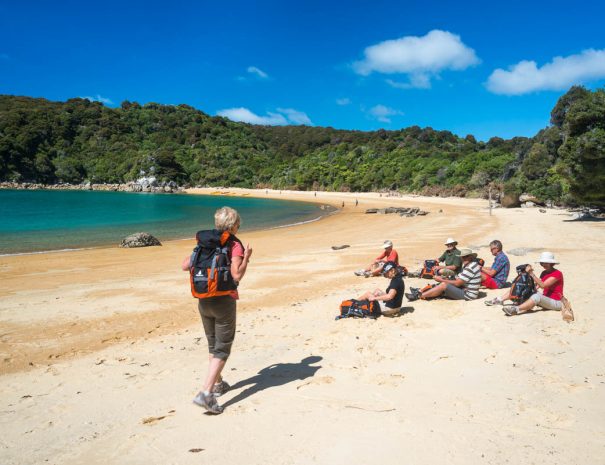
[119,232,162,248]
[0,181,184,193]
[365,207,429,217]
[500,193,521,208]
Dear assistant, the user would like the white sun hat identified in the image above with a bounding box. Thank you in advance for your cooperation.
[444,237,457,245]
[537,251,559,264]
[382,240,393,249]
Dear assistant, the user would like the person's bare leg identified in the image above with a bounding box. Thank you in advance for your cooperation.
[208,354,223,384]
[421,282,447,299]
[203,357,226,393]
[358,289,382,300]
[515,299,537,314]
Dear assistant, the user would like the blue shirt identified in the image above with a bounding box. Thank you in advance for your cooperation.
[491,251,510,286]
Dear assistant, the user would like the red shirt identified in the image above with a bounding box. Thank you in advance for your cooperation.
[541,269,563,301]
[229,240,244,300]
[375,249,399,265]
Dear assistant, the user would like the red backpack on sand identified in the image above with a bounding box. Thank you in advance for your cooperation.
[420,259,439,279]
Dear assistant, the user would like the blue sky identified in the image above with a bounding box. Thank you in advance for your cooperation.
[1,0,604,141]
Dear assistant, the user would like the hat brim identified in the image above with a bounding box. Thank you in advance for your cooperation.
[536,260,559,264]
[461,253,478,259]
[444,241,457,245]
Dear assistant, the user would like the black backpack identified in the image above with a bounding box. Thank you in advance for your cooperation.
[189,229,241,299]
[510,264,536,304]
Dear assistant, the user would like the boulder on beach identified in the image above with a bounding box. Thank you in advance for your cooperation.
[119,232,162,248]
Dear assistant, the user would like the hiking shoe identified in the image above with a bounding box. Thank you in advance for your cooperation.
[354,269,366,276]
[211,380,230,397]
[484,297,503,306]
[406,288,421,302]
[502,306,519,316]
[193,391,224,414]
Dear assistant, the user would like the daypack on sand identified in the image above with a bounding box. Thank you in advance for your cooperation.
[509,264,536,304]
[420,259,439,279]
[336,299,381,320]
[189,229,241,299]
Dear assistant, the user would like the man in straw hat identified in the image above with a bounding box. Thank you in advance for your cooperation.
[433,238,462,278]
[406,248,482,301]
[485,252,572,319]
[355,240,399,277]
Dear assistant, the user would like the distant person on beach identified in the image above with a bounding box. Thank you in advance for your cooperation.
[356,261,404,316]
[480,240,510,289]
[406,248,481,301]
[485,252,571,318]
[181,206,252,414]
[355,240,399,277]
[433,238,462,277]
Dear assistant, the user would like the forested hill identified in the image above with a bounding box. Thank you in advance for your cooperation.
[1,86,604,206]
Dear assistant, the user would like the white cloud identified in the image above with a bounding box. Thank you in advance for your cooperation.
[276,108,312,125]
[336,98,352,105]
[247,66,269,79]
[81,94,113,105]
[368,104,404,123]
[386,76,431,89]
[217,107,312,126]
[486,49,605,95]
[353,30,479,89]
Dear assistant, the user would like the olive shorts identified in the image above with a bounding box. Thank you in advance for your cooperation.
[198,296,237,360]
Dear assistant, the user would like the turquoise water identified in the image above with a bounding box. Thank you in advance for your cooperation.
[0,190,328,254]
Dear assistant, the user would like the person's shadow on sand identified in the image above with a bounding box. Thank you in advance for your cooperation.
[222,355,322,408]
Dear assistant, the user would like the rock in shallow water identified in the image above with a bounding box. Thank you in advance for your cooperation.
[119,232,162,248]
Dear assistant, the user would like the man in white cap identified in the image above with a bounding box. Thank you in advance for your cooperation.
[485,252,571,319]
[355,240,399,277]
[433,238,462,277]
[407,248,481,301]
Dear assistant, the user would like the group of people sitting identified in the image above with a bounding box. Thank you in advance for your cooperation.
[354,238,568,319]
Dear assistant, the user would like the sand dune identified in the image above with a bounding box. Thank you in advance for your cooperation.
[1,189,604,465]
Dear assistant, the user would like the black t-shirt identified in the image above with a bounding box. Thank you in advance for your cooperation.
[385,274,404,308]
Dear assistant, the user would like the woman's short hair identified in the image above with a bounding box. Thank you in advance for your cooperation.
[215,206,241,232]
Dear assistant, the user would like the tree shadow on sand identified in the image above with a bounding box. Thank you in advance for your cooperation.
[222,355,323,408]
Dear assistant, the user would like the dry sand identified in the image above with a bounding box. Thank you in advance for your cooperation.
[1,188,604,465]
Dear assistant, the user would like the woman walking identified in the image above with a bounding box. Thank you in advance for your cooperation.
[182,206,252,414]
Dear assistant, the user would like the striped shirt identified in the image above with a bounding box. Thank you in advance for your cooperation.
[457,261,482,300]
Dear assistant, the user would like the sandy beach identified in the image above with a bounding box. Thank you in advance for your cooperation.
[1,189,604,465]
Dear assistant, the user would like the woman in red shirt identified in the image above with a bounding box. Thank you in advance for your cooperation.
[503,252,566,316]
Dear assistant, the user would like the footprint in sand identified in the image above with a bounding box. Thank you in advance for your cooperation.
[374,373,405,387]
[296,375,335,390]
